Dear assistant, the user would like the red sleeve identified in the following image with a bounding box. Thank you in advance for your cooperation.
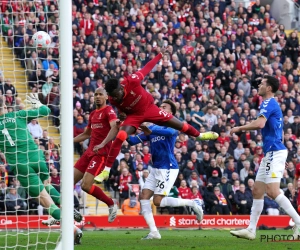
[126,74,142,85]
[136,53,163,80]
[106,106,118,122]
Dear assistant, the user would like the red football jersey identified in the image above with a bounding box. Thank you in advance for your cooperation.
[295,163,300,179]
[87,106,117,155]
[178,187,192,199]
[108,73,154,114]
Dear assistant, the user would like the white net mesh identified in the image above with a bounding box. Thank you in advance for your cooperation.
[0,1,61,249]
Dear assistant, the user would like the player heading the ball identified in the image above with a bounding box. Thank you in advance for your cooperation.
[94,47,218,183]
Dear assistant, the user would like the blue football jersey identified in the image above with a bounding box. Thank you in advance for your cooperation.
[258,97,286,154]
[127,125,179,170]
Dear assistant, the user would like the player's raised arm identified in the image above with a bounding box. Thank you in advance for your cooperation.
[17,94,51,120]
[135,49,165,81]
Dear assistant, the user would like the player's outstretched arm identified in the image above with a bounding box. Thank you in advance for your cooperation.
[17,94,50,120]
[127,133,148,146]
[74,127,91,143]
[230,116,266,135]
[136,52,163,80]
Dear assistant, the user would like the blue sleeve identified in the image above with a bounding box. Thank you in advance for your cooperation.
[150,126,178,137]
[258,99,273,120]
[127,133,148,145]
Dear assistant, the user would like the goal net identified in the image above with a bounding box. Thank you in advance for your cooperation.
[0,1,63,249]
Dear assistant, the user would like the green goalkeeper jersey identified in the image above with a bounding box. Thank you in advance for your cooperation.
[0,105,51,165]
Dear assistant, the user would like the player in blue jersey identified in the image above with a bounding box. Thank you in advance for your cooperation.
[229,76,300,240]
[127,100,203,240]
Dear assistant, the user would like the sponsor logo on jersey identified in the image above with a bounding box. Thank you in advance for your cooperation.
[91,123,103,129]
[129,94,142,107]
[151,136,165,143]
[0,118,16,126]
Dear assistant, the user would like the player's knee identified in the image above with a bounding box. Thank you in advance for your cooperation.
[153,196,163,207]
[252,186,264,199]
[266,188,280,200]
[116,130,128,141]
[81,180,92,193]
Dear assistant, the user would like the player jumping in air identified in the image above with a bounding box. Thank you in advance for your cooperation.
[0,94,83,245]
[127,100,203,239]
[94,47,218,183]
[73,88,118,222]
[230,76,300,240]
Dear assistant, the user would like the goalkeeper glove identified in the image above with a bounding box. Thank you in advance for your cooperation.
[25,93,43,109]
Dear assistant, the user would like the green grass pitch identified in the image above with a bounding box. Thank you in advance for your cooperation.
[0,229,299,250]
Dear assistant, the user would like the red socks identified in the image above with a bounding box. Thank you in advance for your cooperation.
[105,137,124,168]
[89,185,114,207]
[180,122,200,137]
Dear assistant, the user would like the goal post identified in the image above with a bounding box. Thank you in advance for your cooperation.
[58,0,74,248]
[0,0,74,249]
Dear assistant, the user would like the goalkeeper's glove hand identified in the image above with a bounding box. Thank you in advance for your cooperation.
[25,93,43,109]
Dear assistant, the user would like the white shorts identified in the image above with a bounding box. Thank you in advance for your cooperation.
[143,168,179,195]
[256,150,287,184]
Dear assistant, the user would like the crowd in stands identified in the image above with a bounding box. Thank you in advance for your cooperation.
[1,0,300,216]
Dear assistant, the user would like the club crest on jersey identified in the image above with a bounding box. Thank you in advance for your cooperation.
[98,113,102,119]
[130,90,136,96]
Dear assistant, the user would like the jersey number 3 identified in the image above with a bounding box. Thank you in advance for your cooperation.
[2,128,15,146]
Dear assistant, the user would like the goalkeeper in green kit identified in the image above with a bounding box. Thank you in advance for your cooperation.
[0,94,83,244]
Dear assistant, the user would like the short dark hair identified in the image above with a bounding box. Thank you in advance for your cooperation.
[264,75,279,93]
[162,99,176,115]
[104,78,119,94]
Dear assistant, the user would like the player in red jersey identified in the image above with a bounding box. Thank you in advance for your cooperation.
[94,47,219,183]
[74,88,118,222]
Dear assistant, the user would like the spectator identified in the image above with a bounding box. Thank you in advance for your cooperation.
[73,116,87,155]
[139,170,149,190]
[207,170,221,187]
[206,186,231,215]
[5,185,26,215]
[0,180,6,212]
[280,169,293,190]
[27,119,43,138]
[234,184,253,215]
[220,176,234,200]
[240,160,251,183]
[187,171,204,188]
[118,168,133,200]
[234,142,245,161]
[121,192,140,215]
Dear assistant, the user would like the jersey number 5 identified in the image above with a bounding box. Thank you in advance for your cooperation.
[2,128,15,146]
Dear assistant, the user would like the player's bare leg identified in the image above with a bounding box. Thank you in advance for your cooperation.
[163,117,219,140]
[82,172,117,222]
